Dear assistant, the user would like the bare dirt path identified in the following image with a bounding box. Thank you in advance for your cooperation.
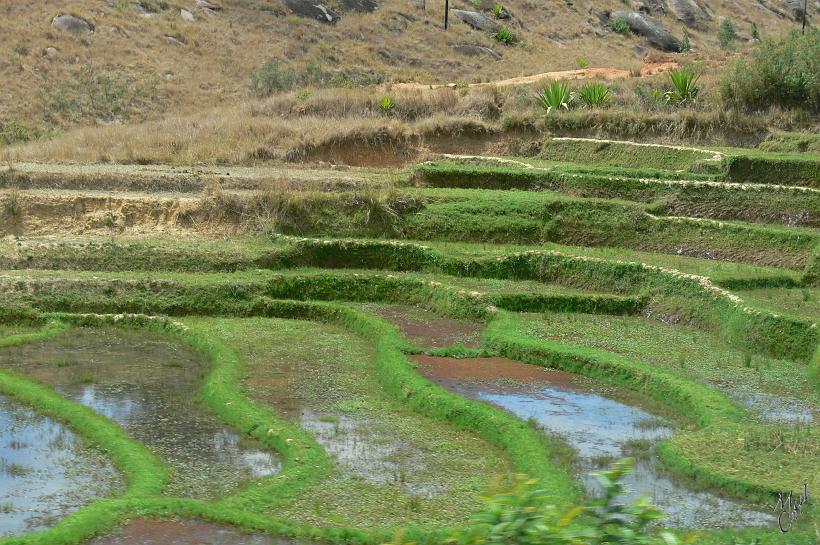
[392,60,680,90]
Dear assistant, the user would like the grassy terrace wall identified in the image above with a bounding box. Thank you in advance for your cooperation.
[274,237,818,363]
[2,236,817,362]
[724,153,820,187]
[413,162,820,227]
[538,138,724,172]
[537,137,820,189]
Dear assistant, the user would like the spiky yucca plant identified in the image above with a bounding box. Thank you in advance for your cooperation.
[665,68,700,106]
[535,80,574,113]
[578,82,611,108]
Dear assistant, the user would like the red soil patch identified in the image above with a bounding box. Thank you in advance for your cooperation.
[393,60,680,90]
[410,355,580,390]
[88,519,271,545]
[368,305,484,348]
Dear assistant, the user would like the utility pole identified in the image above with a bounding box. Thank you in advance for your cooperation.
[445,0,449,29]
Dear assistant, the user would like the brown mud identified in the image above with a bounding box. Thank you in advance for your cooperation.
[88,519,270,545]
[411,354,578,387]
[365,305,485,348]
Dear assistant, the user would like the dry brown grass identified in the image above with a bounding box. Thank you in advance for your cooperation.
[4,70,816,166]
[0,0,806,134]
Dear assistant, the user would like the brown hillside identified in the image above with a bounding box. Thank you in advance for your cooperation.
[0,0,810,130]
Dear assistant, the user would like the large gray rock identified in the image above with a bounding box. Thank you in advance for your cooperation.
[195,0,222,11]
[450,9,501,32]
[282,0,341,23]
[452,43,501,60]
[339,0,379,12]
[611,11,682,51]
[631,0,665,15]
[51,14,94,33]
[755,0,787,18]
[669,0,710,28]
[784,0,808,21]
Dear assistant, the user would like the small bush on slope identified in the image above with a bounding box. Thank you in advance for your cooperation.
[721,30,820,113]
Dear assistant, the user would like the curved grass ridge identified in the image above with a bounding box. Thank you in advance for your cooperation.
[483,312,795,501]
[0,270,645,319]
[274,236,818,362]
[0,320,167,545]
[0,305,579,545]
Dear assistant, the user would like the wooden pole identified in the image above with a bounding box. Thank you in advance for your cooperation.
[445,0,449,29]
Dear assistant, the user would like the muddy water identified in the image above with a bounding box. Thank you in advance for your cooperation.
[0,327,280,500]
[0,394,121,537]
[88,519,271,545]
[363,304,484,348]
[412,355,775,530]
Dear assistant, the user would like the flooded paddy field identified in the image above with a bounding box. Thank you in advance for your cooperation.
[0,394,121,537]
[516,312,819,424]
[189,317,513,527]
[1,143,817,543]
[87,519,270,545]
[0,327,279,500]
[411,355,775,529]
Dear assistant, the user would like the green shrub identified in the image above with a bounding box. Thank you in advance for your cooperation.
[609,17,630,34]
[42,67,154,124]
[721,30,820,113]
[718,18,737,49]
[578,82,611,108]
[250,60,297,97]
[494,26,516,44]
[750,22,759,41]
[535,81,574,113]
[462,459,687,545]
[0,118,40,146]
[679,30,692,52]
[576,56,590,69]
[379,96,395,112]
[491,3,504,18]
[665,68,700,106]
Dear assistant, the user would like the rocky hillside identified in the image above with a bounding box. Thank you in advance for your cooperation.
[0,0,813,131]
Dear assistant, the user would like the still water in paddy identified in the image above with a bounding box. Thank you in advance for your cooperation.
[0,327,280,500]
[413,355,775,530]
[0,394,121,537]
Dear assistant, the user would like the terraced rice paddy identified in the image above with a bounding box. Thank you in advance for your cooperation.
[0,139,816,544]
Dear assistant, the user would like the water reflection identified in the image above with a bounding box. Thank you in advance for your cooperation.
[413,355,775,529]
[0,327,280,500]
[0,394,121,537]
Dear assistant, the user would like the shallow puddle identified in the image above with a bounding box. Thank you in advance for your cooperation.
[0,327,280,500]
[412,355,775,529]
[88,519,270,545]
[363,304,484,348]
[0,394,121,537]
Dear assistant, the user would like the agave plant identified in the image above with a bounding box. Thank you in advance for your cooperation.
[665,68,700,106]
[535,80,574,113]
[378,96,395,112]
[578,82,611,108]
